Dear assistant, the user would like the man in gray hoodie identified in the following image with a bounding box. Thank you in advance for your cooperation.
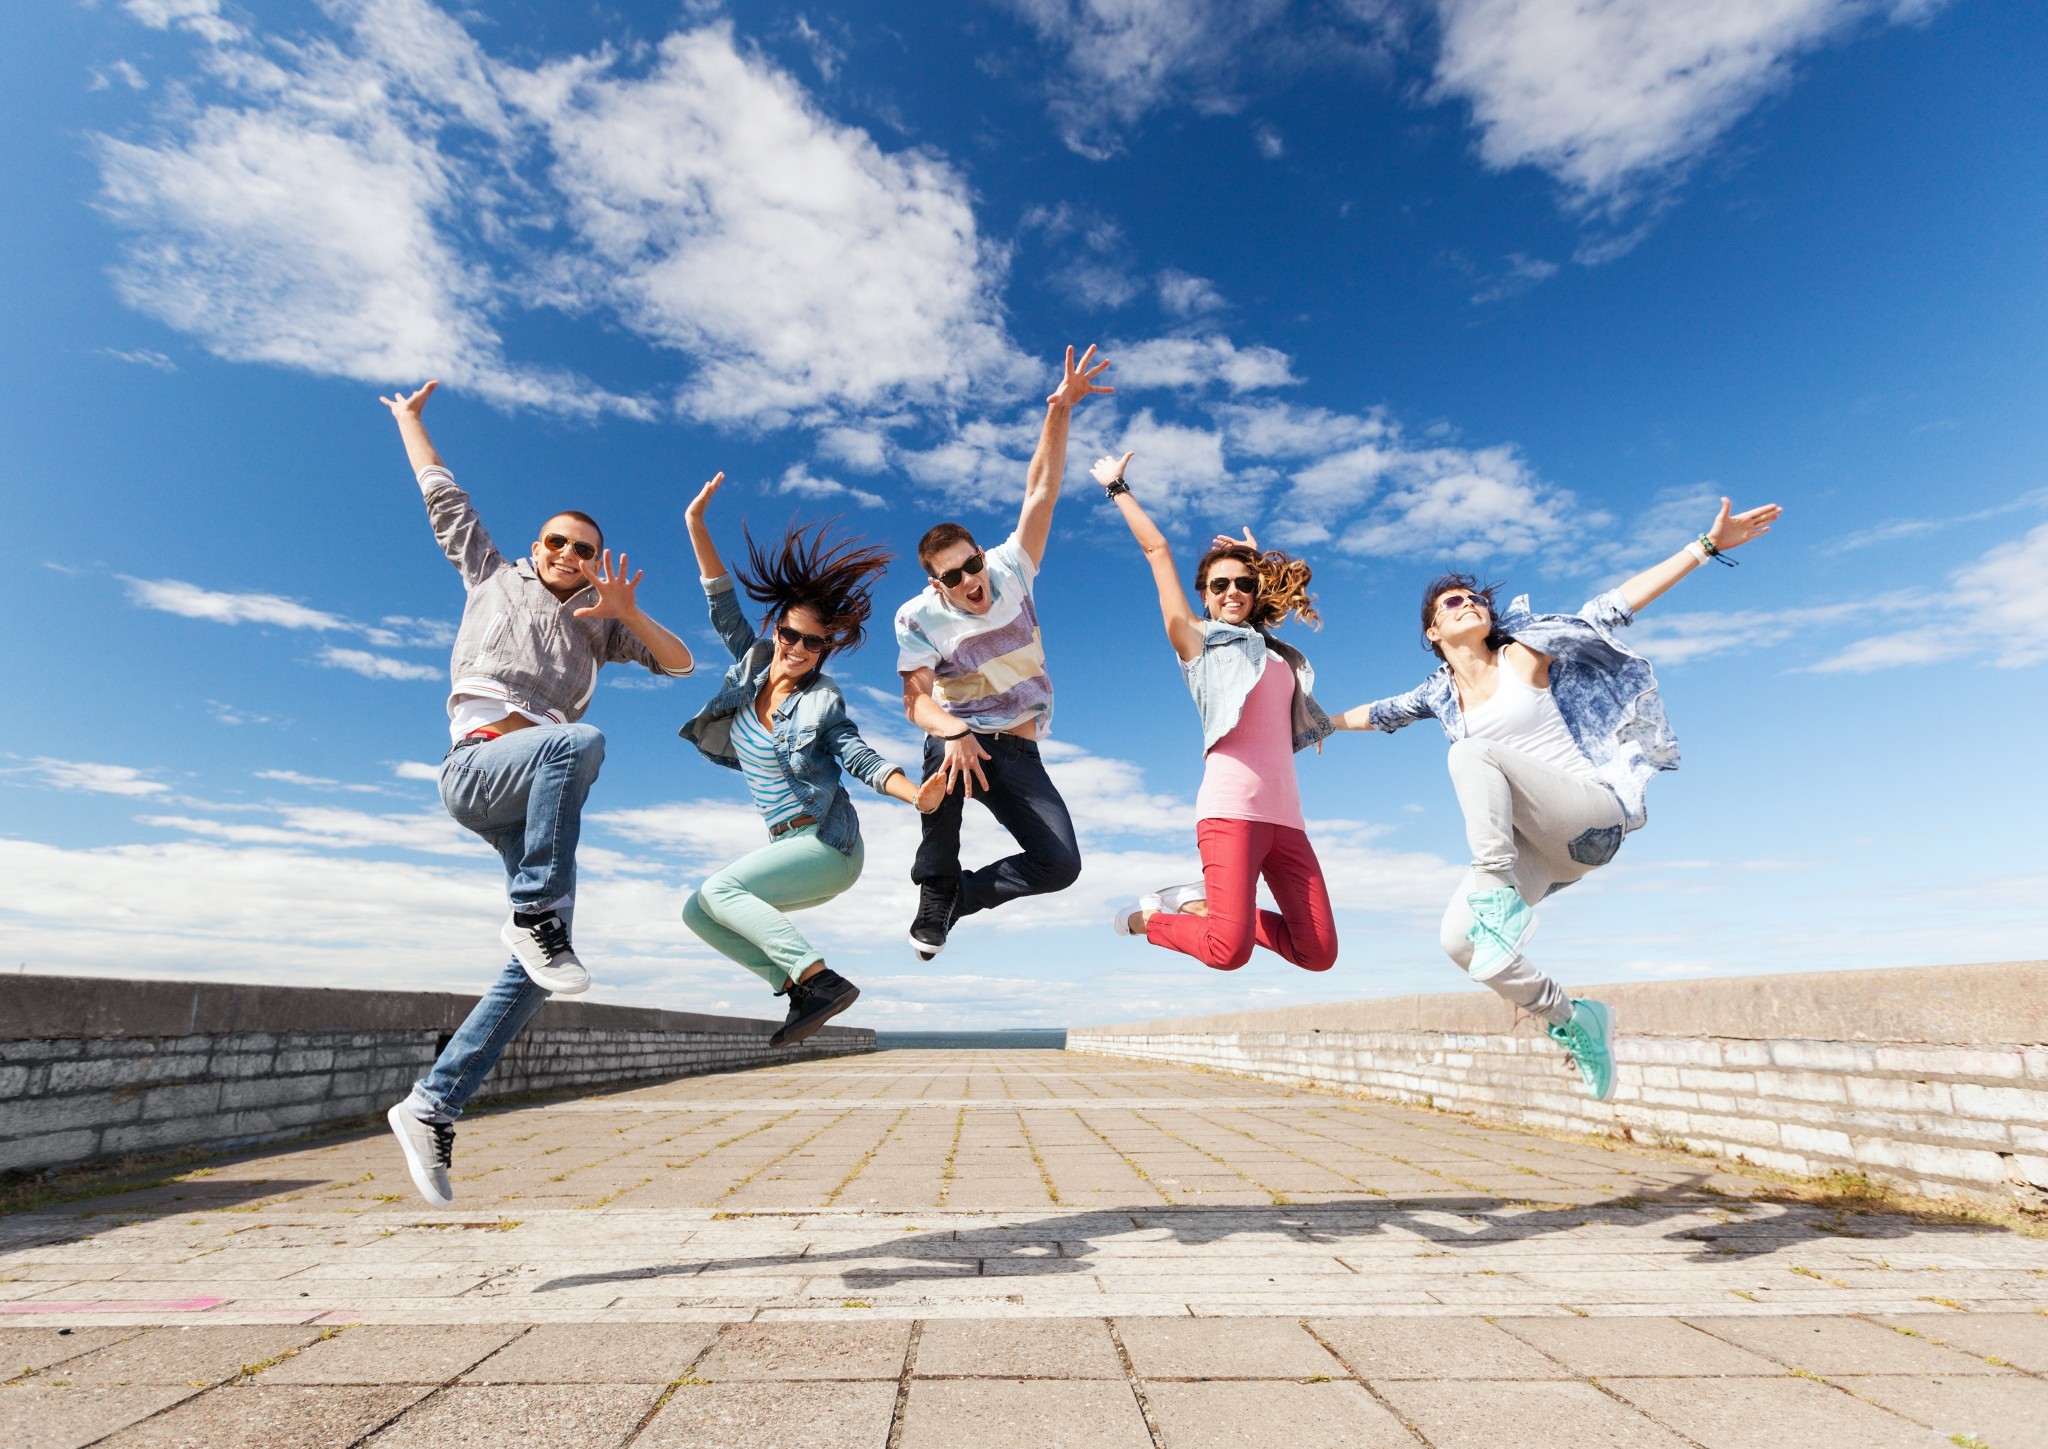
[378,380,696,1206]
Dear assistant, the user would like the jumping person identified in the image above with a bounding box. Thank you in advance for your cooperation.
[1331,497,1782,1099]
[378,380,697,1207]
[896,344,1114,959]
[1098,453,1341,972]
[680,473,945,1045]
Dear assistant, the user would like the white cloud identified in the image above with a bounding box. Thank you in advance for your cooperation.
[98,347,175,370]
[1156,270,1227,317]
[1000,0,1289,159]
[100,1,1023,424]
[1811,521,2048,673]
[771,463,886,511]
[817,426,892,474]
[1112,334,1299,393]
[393,761,444,782]
[1429,0,1943,214]
[1470,252,1559,304]
[318,646,443,682]
[123,0,241,45]
[12,758,171,797]
[123,576,350,630]
[1251,120,1285,159]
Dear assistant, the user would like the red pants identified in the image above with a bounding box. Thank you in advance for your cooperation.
[1145,818,1338,972]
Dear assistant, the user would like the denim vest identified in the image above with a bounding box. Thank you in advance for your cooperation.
[1183,621,1335,755]
[678,576,903,856]
[1365,589,1676,834]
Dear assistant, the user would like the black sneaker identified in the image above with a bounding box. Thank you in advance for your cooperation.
[771,969,860,1047]
[909,880,958,960]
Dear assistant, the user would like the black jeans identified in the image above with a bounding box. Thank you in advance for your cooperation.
[912,732,1081,918]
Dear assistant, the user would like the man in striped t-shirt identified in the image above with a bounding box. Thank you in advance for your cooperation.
[896,344,1114,959]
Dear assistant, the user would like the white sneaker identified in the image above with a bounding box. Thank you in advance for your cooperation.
[386,1103,454,1207]
[501,912,591,994]
[1156,881,1207,913]
[1113,893,1163,936]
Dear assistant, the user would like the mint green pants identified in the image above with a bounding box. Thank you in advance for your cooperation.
[681,826,864,993]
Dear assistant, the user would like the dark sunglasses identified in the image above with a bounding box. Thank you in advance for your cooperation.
[775,624,828,653]
[1206,574,1257,596]
[540,533,598,561]
[1436,592,1488,614]
[931,552,986,589]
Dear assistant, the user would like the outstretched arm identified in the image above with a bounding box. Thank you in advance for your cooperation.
[1098,453,1205,663]
[379,380,445,475]
[1016,344,1114,567]
[684,472,728,582]
[1616,496,1782,614]
[573,551,694,675]
[381,380,501,587]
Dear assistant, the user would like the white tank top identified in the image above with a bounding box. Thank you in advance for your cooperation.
[1461,667,1597,780]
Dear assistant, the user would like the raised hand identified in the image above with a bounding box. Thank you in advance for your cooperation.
[1091,452,1134,487]
[1047,344,1114,409]
[914,771,949,814]
[378,380,438,421]
[685,471,725,523]
[1705,497,1782,554]
[1211,526,1260,553]
[572,550,644,619]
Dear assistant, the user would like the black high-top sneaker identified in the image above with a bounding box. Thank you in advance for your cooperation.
[908,880,959,960]
[770,969,860,1047]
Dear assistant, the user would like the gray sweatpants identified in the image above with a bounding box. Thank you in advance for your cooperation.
[1439,737,1627,1026]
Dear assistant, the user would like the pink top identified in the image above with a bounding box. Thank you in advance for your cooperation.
[1194,655,1305,828]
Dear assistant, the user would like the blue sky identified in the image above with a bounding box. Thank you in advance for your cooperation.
[3,0,2043,1028]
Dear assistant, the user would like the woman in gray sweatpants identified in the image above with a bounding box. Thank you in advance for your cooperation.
[1331,496,1781,1099]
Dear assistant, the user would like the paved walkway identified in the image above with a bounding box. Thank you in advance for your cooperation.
[4,1050,2046,1446]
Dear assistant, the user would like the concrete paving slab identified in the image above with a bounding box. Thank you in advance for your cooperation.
[55,1325,324,1385]
[365,1383,662,1447]
[911,1317,1124,1378]
[635,1381,898,1448]
[694,1321,910,1380]
[1376,1379,1690,1447]
[0,1384,199,1449]
[1311,1316,1568,1379]
[896,1379,1151,1449]
[0,1326,142,1377]
[1686,1315,2012,1375]
[1877,1312,2048,1373]
[1143,1380,1414,1448]
[1606,1376,1952,1449]
[99,1383,433,1447]
[462,1323,721,1383]
[260,1325,522,1383]
[1839,1372,2048,1448]
[1116,1316,1342,1378]
[1493,1316,1785,1376]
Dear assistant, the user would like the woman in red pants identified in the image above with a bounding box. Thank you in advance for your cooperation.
[1097,450,1339,973]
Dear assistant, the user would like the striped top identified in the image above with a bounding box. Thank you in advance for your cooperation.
[732,700,805,827]
[893,533,1053,735]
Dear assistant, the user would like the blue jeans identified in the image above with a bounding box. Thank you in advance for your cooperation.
[912,733,1081,919]
[403,724,604,1124]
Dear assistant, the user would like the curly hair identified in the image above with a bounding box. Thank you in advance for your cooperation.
[1419,573,1511,660]
[738,520,894,672]
[1194,541,1321,631]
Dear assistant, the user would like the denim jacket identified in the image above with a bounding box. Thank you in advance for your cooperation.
[678,575,903,856]
[421,467,685,722]
[1365,589,1676,833]
[1184,621,1335,755]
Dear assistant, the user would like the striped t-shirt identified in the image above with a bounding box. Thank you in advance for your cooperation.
[733,701,805,827]
[894,533,1053,734]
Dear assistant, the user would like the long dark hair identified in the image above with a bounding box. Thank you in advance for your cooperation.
[1420,572,1512,660]
[1194,541,1321,630]
[739,519,893,677]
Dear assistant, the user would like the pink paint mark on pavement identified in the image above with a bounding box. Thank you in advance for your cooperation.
[0,1297,224,1314]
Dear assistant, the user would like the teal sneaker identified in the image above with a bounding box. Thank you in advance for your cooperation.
[1547,998,1616,1101]
[1465,887,1536,977]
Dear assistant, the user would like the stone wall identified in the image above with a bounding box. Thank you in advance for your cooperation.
[1069,961,2048,1211]
[0,975,873,1175]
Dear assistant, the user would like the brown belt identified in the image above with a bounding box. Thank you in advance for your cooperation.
[769,813,819,838]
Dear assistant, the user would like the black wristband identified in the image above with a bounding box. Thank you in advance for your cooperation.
[940,730,973,741]
[1103,479,1130,498]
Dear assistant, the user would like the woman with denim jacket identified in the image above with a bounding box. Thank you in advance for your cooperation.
[680,474,945,1047]
[1096,452,1340,974]
[1329,496,1782,1099]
